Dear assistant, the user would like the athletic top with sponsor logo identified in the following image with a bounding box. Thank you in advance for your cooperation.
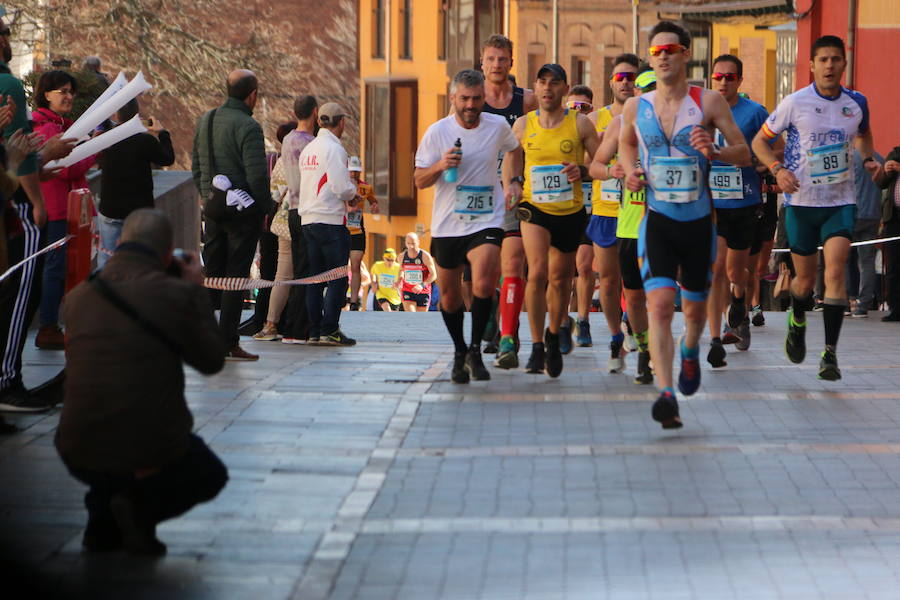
[483,86,525,127]
[521,108,585,216]
[635,86,712,222]
[711,96,768,209]
[401,250,432,295]
[591,105,621,217]
[761,83,869,208]
[347,180,374,235]
[415,112,519,238]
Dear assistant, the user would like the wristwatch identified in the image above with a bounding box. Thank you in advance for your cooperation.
[510,176,525,185]
[770,162,784,176]
[863,156,876,165]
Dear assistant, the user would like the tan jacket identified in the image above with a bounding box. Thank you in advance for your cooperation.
[56,246,225,473]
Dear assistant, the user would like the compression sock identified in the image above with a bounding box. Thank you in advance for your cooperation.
[441,307,467,353]
[471,295,493,349]
[790,291,814,324]
[500,277,525,337]
[634,330,649,352]
[680,337,699,360]
[822,299,846,349]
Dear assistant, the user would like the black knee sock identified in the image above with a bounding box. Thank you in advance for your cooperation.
[791,291,814,323]
[441,308,467,353]
[823,300,846,349]
[471,295,493,349]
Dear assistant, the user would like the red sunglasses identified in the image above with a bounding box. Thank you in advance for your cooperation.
[610,72,637,82]
[648,43,686,57]
[712,72,740,82]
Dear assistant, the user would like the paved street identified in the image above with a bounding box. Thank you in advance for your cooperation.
[4,310,900,599]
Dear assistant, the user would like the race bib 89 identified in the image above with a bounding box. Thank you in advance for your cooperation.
[808,141,850,186]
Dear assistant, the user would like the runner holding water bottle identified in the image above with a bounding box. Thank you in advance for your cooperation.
[414,69,521,383]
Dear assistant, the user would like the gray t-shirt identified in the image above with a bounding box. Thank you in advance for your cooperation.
[281,129,315,210]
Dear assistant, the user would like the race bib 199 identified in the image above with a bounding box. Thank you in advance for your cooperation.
[808,141,850,186]
[649,156,699,203]
[708,165,743,200]
[454,185,493,222]
[530,164,573,204]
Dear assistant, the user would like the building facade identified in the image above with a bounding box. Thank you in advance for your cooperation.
[358,0,517,264]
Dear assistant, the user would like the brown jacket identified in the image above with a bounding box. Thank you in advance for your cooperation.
[55,245,225,473]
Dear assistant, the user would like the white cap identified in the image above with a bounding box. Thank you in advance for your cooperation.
[348,156,362,172]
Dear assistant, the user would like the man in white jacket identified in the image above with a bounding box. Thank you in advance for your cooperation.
[298,102,359,345]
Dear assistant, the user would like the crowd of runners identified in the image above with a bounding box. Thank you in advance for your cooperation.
[412,22,890,430]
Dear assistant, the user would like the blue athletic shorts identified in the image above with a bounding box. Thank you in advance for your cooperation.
[586,215,617,248]
[784,204,855,256]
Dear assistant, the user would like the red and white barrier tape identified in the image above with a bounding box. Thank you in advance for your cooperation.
[0,235,349,289]
[771,235,900,253]
[203,265,349,290]
[0,235,73,284]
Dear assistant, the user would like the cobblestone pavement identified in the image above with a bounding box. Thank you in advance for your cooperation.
[4,311,900,599]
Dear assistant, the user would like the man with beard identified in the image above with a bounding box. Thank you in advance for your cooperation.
[415,69,520,383]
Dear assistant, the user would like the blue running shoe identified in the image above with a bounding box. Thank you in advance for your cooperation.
[677,338,701,396]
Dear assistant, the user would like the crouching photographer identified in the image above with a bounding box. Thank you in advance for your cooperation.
[55,208,228,556]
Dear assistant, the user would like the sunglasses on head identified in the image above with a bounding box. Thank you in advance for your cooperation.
[565,100,593,113]
[610,72,637,82]
[711,72,740,82]
[648,43,686,57]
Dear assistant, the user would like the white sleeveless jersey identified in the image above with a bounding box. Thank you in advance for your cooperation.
[761,84,870,208]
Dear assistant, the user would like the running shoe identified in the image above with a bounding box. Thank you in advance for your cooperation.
[734,318,751,351]
[751,305,765,327]
[677,340,701,396]
[574,319,592,347]
[482,331,500,354]
[451,350,470,384]
[852,308,868,318]
[634,350,653,385]
[784,308,807,364]
[559,317,574,355]
[544,330,563,378]
[608,337,625,373]
[494,335,519,369]
[465,345,491,381]
[651,389,683,429]
[320,329,357,346]
[707,338,727,368]
[0,386,54,413]
[818,349,841,381]
[623,333,638,353]
[721,326,740,345]
[726,294,747,329]
[525,342,545,374]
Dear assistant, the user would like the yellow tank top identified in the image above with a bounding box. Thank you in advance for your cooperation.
[591,105,620,218]
[522,109,584,216]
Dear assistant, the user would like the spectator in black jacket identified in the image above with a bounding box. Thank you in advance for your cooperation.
[876,145,900,321]
[97,98,175,267]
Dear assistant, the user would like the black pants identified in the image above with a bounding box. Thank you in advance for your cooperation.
[252,229,278,330]
[0,192,44,395]
[64,434,228,540]
[202,216,261,347]
[884,218,900,314]
[279,209,310,339]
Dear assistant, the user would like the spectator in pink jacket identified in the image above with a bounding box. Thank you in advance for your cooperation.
[32,70,97,350]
